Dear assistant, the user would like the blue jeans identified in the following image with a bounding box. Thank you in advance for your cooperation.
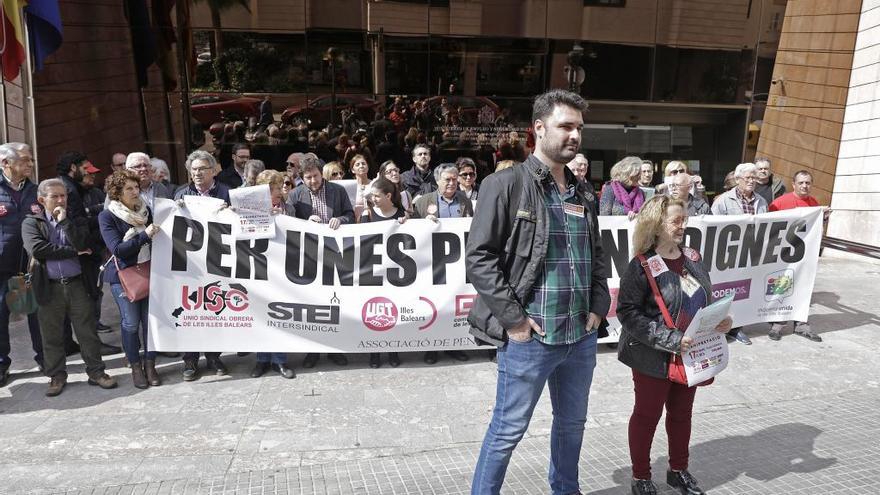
[0,272,43,368]
[110,283,155,364]
[256,352,287,364]
[472,332,597,495]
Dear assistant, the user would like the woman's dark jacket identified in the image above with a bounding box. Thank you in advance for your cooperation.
[616,247,713,379]
[98,207,153,285]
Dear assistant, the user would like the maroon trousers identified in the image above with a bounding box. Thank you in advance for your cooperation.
[628,369,697,480]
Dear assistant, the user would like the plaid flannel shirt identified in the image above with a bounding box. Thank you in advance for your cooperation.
[735,188,758,215]
[524,178,593,345]
[309,184,331,223]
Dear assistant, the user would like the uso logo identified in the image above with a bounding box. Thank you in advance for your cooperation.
[362,297,398,331]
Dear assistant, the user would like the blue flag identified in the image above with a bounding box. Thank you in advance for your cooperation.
[24,0,63,71]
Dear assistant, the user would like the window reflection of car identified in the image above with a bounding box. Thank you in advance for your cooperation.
[280,95,380,127]
[424,96,500,125]
[190,93,261,127]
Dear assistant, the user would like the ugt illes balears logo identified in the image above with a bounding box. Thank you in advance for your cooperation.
[172,281,250,323]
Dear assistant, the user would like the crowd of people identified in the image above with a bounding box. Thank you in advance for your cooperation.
[0,88,831,495]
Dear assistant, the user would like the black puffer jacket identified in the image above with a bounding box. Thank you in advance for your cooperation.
[616,248,713,379]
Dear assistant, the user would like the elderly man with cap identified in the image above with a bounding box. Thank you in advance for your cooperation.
[0,143,44,386]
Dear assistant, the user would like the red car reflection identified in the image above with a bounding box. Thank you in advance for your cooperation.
[190,93,261,127]
[281,95,381,128]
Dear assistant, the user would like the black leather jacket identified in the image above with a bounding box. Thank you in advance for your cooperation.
[616,248,714,379]
[465,154,611,346]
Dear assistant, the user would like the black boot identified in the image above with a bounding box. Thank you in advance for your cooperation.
[631,479,658,495]
[666,470,706,495]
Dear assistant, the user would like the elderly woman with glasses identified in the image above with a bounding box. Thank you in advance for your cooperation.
[599,156,646,219]
[322,162,345,182]
[248,170,296,379]
[656,161,704,199]
[617,195,732,495]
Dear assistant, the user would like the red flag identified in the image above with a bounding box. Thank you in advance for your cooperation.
[0,0,27,81]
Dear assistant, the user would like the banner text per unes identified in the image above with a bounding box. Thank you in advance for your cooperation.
[169,216,470,286]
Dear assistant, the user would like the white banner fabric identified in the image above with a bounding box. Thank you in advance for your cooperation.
[148,199,823,352]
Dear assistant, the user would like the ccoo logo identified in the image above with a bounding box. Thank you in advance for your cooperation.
[362,297,398,331]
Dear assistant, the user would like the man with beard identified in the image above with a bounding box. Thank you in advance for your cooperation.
[400,144,436,197]
[57,152,121,355]
[466,89,610,495]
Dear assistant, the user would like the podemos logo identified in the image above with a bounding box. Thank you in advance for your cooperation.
[362,297,398,331]
[765,269,794,302]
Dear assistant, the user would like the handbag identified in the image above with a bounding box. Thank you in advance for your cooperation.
[114,257,151,303]
[5,273,38,316]
[637,254,713,387]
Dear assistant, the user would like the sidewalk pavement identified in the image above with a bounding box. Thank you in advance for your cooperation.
[1,256,878,494]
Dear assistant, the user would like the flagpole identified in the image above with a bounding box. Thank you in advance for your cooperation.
[0,67,9,144]
[21,14,38,177]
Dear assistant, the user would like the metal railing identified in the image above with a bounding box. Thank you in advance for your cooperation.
[821,237,880,260]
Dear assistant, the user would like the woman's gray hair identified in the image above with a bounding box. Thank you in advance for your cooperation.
[243,159,266,186]
[609,156,643,186]
[734,162,757,178]
[433,163,458,183]
[185,150,217,171]
[37,178,66,198]
[150,157,170,177]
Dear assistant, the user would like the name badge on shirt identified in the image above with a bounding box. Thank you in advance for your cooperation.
[646,255,669,277]
[680,273,701,297]
[563,203,584,217]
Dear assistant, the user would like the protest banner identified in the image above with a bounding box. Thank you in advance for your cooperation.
[148,199,823,352]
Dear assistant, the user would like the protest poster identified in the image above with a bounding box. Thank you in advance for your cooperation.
[148,199,823,353]
[229,185,275,240]
[681,293,734,386]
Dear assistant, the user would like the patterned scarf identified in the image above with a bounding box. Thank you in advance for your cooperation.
[610,180,645,213]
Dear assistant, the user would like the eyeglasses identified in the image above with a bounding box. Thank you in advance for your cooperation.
[384,169,400,174]
[740,176,758,182]
[669,169,687,175]
[459,172,475,178]
[235,154,251,160]
[191,166,213,174]
[331,172,344,177]
[283,181,293,187]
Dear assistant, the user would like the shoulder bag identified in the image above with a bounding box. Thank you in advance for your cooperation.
[637,254,713,387]
[114,257,151,303]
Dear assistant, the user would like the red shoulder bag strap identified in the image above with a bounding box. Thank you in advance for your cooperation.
[636,254,676,329]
